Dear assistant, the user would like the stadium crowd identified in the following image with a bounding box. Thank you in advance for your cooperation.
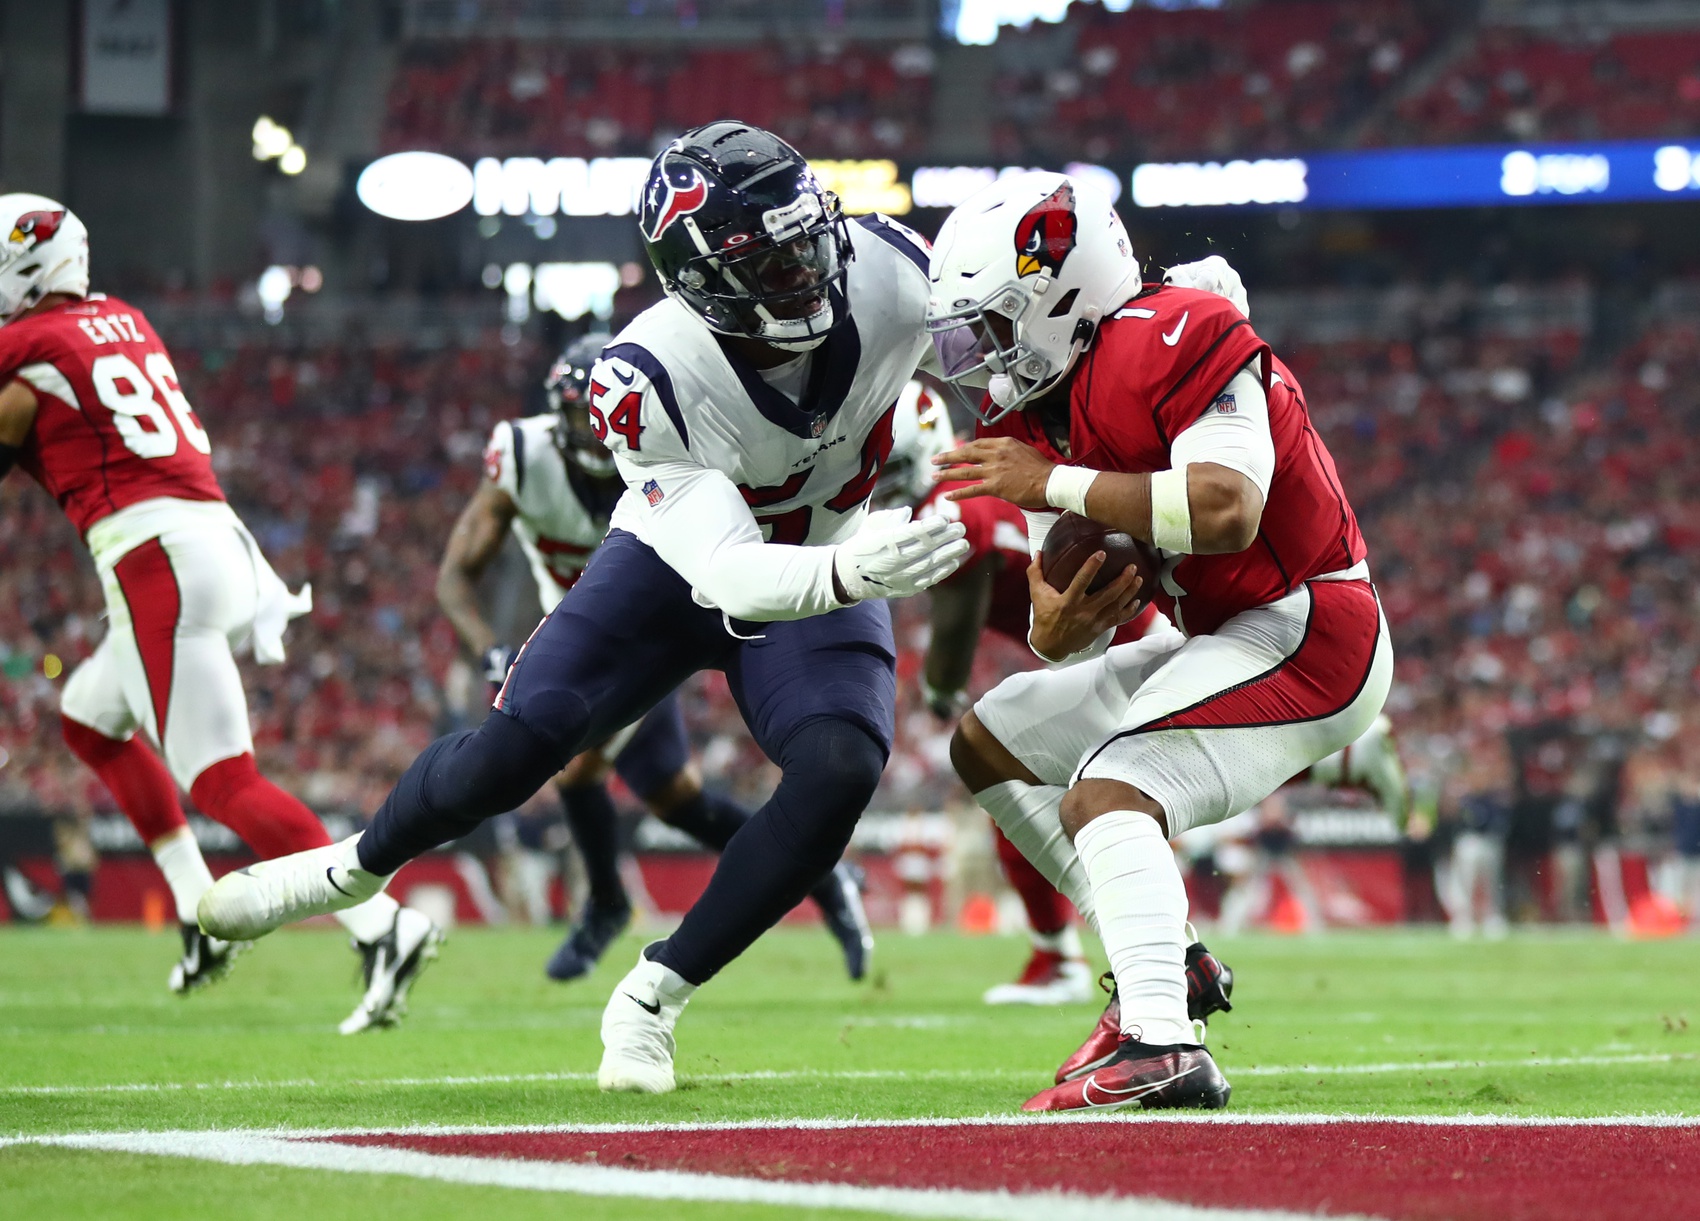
[373,3,1700,165]
[383,37,936,159]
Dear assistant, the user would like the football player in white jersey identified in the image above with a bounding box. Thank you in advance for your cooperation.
[199,121,969,1095]
[438,333,874,981]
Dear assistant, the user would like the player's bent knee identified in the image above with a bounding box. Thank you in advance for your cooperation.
[1059,779,1168,843]
[951,711,1042,794]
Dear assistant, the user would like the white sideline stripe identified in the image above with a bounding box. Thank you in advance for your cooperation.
[12,1130,1351,1221]
[5,1051,1691,1098]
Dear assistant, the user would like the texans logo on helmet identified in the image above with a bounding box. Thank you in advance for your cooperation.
[8,209,64,247]
[645,166,710,243]
[1013,184,1076,279]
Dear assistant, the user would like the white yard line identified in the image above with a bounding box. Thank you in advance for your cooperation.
[4,1050,1692,1098]
[7,1129,1359,1221]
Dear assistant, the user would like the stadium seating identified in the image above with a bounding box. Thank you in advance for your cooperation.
[383,38,934,157]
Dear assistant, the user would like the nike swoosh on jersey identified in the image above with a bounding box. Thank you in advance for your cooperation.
[1080,1062,1200,1107]
[1162,312,1189,347]
[611,366,635,385]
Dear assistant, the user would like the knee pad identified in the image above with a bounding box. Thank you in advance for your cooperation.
[764,718,887,868]
[422,711,567,819]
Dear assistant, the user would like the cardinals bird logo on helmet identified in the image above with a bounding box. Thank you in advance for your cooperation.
[1013,184,1076,279]
[8,210,64,248]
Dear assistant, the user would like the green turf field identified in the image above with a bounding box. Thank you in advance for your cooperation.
[2,924,1695,1218]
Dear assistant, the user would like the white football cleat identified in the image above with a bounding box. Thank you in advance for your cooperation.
[983,951,1096,1006]
[598,949,696,1094]
[339,906,444,1035]
[197,835,388,941]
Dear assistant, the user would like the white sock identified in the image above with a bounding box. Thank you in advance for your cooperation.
[1031,924,1084,959]
[1075,811,1193,1047]
[976,781,1097,931]
[336,892,402,944]
[151,827,214,925]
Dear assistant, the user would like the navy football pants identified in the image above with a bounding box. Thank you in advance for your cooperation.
[362,530,894,983]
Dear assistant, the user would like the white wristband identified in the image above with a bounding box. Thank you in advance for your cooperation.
[1044,465,1099,517]
[1149,466,1193,553]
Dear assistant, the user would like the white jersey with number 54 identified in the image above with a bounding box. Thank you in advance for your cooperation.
[590,215,936,623]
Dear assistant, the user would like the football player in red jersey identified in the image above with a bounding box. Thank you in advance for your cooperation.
[929,175,1392,1111]
[883,380,1149,1004]
[0,194,440,1031]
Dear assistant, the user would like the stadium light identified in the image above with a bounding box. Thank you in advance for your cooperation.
[357,152,477,221]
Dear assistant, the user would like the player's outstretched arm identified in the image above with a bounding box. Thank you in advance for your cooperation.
[0,378,38,479]
[436,481,518,660]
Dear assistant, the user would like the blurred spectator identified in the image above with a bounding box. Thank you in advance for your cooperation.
[1442,738,1512,939]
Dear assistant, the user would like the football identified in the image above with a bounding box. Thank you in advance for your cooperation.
[1040,511,1160,603]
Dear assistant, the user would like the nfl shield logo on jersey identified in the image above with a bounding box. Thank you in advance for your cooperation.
[643,478,665,506]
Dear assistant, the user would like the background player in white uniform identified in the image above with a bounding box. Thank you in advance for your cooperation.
[0,194,438,1032]
[439,334,873,981]
[199,123,968,1097]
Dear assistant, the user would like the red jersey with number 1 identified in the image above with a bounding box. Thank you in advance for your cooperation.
[979,284,1366,637]
[0,294,223,536]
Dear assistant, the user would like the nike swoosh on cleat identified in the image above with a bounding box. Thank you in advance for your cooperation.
[625,992,662,1015]
[1162,312,1189,347]
[1080,1063,1200,1107]
[325,867,354,897]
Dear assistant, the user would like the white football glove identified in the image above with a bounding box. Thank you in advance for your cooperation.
[835,506,969,602]
[1163,254,1249,319]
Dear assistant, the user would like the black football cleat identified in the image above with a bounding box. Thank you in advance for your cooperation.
[168,922,249,994]
[812,861,875,981]
[340,907,444,1034]
[1054,930,1235,1083]
[1024,1039,1230,1112]
[545,899,633,982]
[1185,937,1234,1022]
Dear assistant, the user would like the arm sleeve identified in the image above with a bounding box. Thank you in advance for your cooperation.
[612,453,843,622]
[1168,363,1274,498]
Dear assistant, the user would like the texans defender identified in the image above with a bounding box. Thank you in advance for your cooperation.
[931,174,1391,1111]
[440,332,873,981]
[0,194,439,1032]
[200,122,968,1093]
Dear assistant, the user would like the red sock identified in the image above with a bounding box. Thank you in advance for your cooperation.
[189,754,332,860]
[993,823,1072,937]
[62,717,188,845]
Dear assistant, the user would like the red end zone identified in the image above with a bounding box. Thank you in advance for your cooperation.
[331,1118,1696,1221]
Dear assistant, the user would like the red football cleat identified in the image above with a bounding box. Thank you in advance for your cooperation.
[1054,973,1122,1083]
[1054,936,1235,1084]
[983,948,1095,1006]
[1025,1040,1230,1113]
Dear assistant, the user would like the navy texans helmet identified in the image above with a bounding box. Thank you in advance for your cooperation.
[640,120,853,351]
[545,331,614,479]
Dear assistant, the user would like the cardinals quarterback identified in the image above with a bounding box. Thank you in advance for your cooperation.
[930,174,1392,1111]
[197,121,969,1096]
[0,193,440,1032]
[438,332,872,983]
